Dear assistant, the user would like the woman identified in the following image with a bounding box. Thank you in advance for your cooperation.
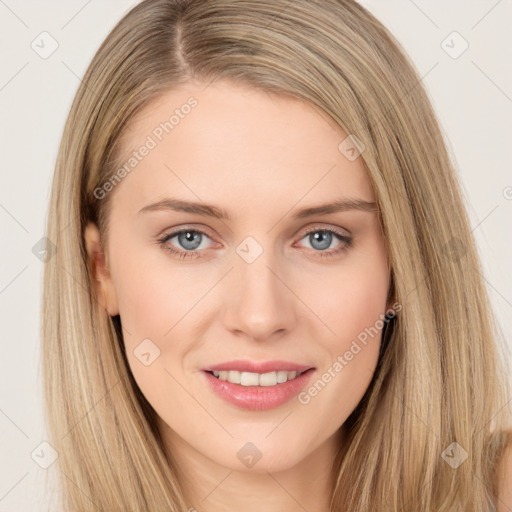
[42,0,512,510]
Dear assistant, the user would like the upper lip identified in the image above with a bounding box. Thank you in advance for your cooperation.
[201,360,315,374]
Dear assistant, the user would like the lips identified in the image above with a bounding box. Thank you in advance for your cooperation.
[201,359,314,374]
[202,367,316,411]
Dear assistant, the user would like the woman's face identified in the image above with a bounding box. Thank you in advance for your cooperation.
[90,79,391,474]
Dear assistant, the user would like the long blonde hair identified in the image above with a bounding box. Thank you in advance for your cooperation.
[42,0,512,510]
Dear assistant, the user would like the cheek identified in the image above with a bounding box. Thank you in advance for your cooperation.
[297,248,389,416]
[110,240,203,339]
[109,247,203,415]
[108,238,228,396]
[313,249,389,348]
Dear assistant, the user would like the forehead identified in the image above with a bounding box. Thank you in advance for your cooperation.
[113,79,374,214]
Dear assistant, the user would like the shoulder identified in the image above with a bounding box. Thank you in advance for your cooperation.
[496,441,512,512]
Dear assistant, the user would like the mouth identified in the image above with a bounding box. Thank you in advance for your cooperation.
[205,368,312,386]
[202,367,316,411]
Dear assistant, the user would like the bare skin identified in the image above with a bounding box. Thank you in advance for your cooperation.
[85,79,393,511]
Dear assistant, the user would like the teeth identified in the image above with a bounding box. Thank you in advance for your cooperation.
[228,370,240,384]
[211,370,303,386]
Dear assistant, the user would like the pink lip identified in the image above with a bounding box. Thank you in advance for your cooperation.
[201,367,316,411]
[201,359,314,373]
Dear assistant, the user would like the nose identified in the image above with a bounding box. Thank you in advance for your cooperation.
[222,249,297,342]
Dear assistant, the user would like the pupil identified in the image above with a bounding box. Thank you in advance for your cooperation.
[180,231,201,250]
[311,231,331,250]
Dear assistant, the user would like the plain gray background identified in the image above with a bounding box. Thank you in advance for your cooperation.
[1,1,511,510]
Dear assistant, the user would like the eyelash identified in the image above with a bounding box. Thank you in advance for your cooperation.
[157,226,353,260]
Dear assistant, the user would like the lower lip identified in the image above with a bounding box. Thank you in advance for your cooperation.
[202,369,316,411]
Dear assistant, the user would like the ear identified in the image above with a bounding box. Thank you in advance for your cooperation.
[84,222,119,316]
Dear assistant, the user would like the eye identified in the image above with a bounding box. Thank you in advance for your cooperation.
[157,226,353,261]
[296,227,352,259]
[157,228,214,260]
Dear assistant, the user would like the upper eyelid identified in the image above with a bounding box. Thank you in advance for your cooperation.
[301,225,350,237]
[158,223,215,239]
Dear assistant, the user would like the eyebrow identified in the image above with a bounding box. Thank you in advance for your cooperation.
[138,197,378,220]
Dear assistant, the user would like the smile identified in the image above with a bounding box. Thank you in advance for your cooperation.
[202,368,316,411]
[207,370,306,386]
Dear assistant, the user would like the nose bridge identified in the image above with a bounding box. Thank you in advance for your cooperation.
[223,237,296,340]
